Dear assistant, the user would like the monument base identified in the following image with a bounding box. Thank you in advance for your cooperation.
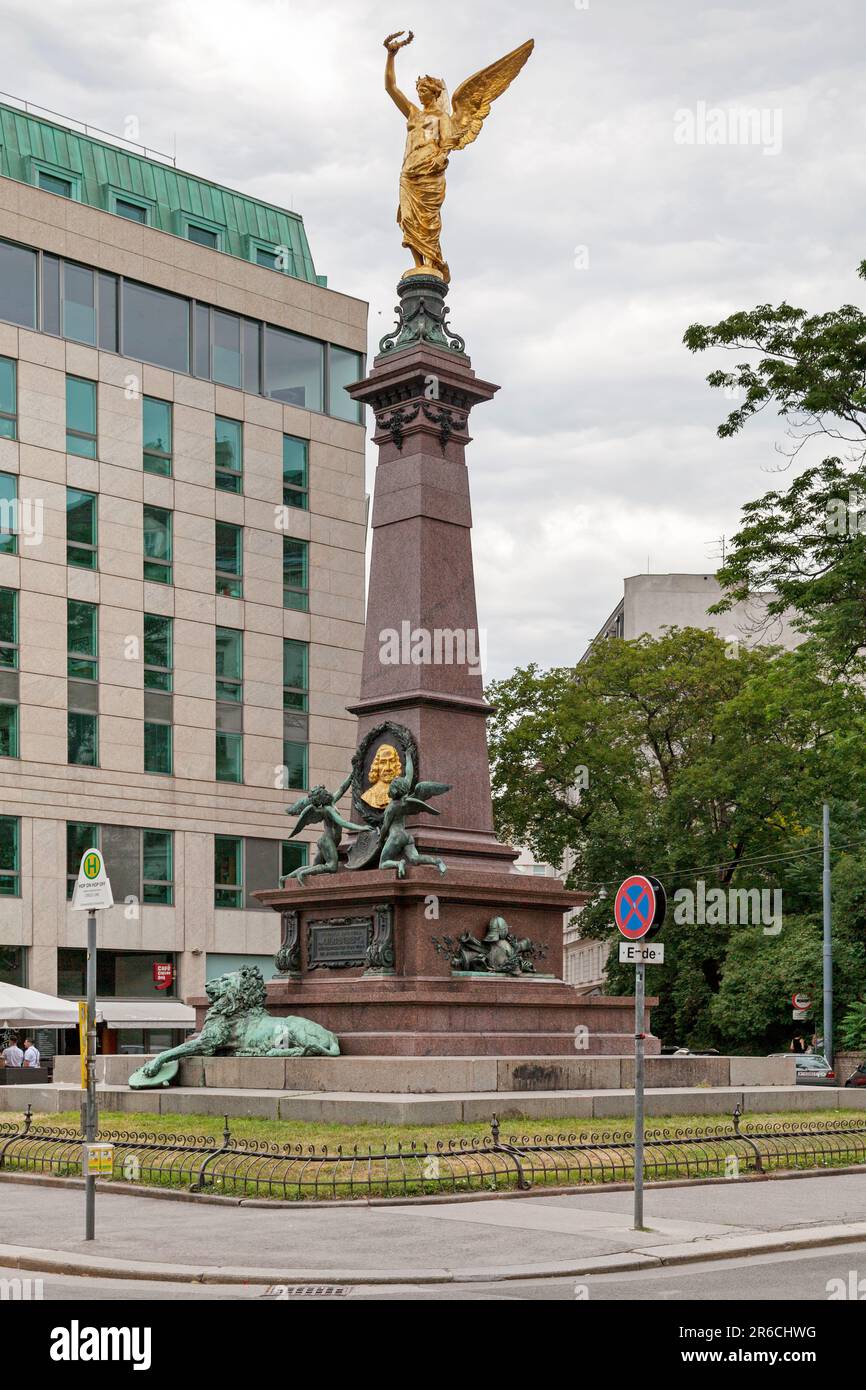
[242,867,658,1057]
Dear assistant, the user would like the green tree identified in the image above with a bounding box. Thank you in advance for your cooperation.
[488,629,866,1049]
[684,259,866,668]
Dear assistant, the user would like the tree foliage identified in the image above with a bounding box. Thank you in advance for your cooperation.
[487,629,866,1050]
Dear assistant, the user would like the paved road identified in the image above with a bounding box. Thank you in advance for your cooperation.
[4,1243,865,1301]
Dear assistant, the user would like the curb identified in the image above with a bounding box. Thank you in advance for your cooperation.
[2,1223,866,1287]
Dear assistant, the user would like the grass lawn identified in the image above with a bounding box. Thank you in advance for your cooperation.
[4,1106,865,1150]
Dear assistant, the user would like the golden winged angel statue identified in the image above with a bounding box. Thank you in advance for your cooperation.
[384,30,534,282]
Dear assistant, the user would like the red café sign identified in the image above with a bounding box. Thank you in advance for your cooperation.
[153,962,173,992]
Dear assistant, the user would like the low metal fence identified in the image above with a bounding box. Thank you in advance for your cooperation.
[1,1106,864,1202]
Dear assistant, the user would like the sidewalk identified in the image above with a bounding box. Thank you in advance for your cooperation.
[1,1170,865,1284]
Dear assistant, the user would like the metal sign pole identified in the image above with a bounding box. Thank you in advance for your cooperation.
[634,959,645,1230]
[822,802,833,1066]
[85,908,97,1241]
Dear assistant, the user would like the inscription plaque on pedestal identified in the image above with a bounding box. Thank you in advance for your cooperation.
[308,917,372,970]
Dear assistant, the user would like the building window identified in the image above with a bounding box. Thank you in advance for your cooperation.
[121,280,189,375]
[0,946,25,984]
[256,246,281,270]
[143,398,172,476]
[215,417,243,493]
[283,537,309,611]
[58,948,176,998]
[282,435,308,509]
[215,627,243,702]
[212,311,241,387]
[143,506,172,584]
[328,345,363,423]
[66,376,97,458]
[63,263,97,346]
[67,600,98,681]
[281,841,308,880]
[0,587,19,759]
[67,600,98,767]
[115,198,148,224]
[0,816,20,896]
[143,829,173,905]
[66,488,98,569]
[37,170,74,198]
[0,240,37,329]
[283,739,307,791]
[215,836,243,908]
[264,325,323,410]
[0,357,17,439]
[67,822,98,898]
[144,720,172,775]
[215,521,243,598]
[187,224,219,249]
[144,613,173,691]
[0,473,17,555]
[283,639,308,711]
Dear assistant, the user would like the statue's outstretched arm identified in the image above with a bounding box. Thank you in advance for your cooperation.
[384,30,414,117]
[329,808,370,834]
[333,770,353,802]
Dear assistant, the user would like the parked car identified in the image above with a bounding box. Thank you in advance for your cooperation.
[792,1054,837,1086]
[844,1061,866,1088]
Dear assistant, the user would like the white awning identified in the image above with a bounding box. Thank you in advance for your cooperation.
[95,1000,196,1031]
[0,982,79,1028]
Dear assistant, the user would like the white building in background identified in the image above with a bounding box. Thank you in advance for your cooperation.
[521,573,803,991]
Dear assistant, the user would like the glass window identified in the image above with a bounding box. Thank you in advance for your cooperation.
[38,171,73,198]
[67,822,98,898]
[68,710,98,767]
[282,435,308,509]
[42,255,61,335]
[216,627,243,701]
[115,199,148,223]
[0,588,18,668]
[97,272,118,352]
[283,639,308,711]
[121,280,189,374]
[67,599,98,680]
[143,830,173,905]
[193,303,210,378]
[0,357,17,439]
[144,613,172,691]
[63,263,96,345]
[143,397,172,475]
[215,836,243,908]
[213,312,241,388]
[216,732,243,783]
[67,488,97,569]
[256,247,280,269]
[264,325,323,410]
[329,345,363,423]
[283,739,307,791]
[243,320,260,394]
[0,473,16,555]
[215,521,242,598]
[144,721,172,775]
[0,241,37,328]
[215,417,243,493]
[281,840,308,880]
[66,376,97,458]
[0,703,18,759]
[0,816,19,896]
[283,537,309,611]
[143,506,172,584]
[187,224,218,248]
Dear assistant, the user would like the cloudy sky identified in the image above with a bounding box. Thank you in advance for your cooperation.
[5,0,866,675]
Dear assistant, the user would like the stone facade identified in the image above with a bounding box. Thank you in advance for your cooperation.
[0,166,368,1021]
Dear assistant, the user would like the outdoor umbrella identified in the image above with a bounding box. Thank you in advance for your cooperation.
[0,982,78,1028]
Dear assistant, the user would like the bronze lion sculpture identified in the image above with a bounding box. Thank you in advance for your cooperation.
[132,966,339,1086]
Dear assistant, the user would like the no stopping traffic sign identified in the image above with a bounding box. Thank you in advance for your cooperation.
[614,874,666,940]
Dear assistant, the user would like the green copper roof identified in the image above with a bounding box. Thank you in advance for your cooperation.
[0,102,321,285]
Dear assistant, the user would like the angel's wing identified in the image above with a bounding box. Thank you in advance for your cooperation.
[449,39,534,152]
[415,780,452,800]
[404,796,442,818]
[286,801,318,837]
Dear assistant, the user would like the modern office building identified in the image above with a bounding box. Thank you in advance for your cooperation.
[0,99,367,1051]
